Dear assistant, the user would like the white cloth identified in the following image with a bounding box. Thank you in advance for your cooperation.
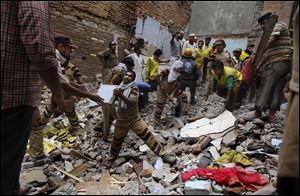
[117,81,136,109]
[168,60,183,82]
[118,63,128,74]
[169,56,180,67]
[127,53,145,82]
[55,49,69,83]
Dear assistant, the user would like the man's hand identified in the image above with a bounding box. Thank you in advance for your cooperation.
[88,93,104,105]
[113,89,122,97]
[51,92,66,116]
[77,84,87,92]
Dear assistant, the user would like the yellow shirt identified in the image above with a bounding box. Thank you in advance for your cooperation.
[146,56,159,80]
[239,50,250,62]
[195,48,204,69]
[212,66,243,88]
[203,46,212,59]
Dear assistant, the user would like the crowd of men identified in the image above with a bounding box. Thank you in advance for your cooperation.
[1,1,298,195]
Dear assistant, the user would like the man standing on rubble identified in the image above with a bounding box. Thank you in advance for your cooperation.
[277,6,299,195]
[28,34,104,161]
[154,61,188,129]
[179,48,200,105]
[245,12,292,122]
[202,37,213,83]
[1,2,66,194]
[98,41,118,81]
[170,32,182,66]
[105,70,177,167]
[94,57,135,139]
[233,48,250,71]
[181,33,196,57]
[127,45,151,113]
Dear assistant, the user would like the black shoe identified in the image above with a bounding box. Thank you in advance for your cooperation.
[161,154,177,165]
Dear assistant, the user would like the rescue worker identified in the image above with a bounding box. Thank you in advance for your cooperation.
[94,57,135,139]
[170,32,182,67]
[28,34,104,161]
[245,12,292,122]
[98,41,118,80]
[181,33,196,56]
[154,61,188,128]
[202,37,213,83]
[195,40,205,71]
[207,60,245,111]
[208,39,235,79]
[105,70,177,167]
[277,6,299,195]
[233,48,250,71]
[179,48,200,105]
[145,49,169,91]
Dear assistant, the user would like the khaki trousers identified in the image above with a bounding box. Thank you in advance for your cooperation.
[102,103,116,137]
[154,86,188,125]
[110,117,165,158]
[29,97,79,159]
[278,91,299,177]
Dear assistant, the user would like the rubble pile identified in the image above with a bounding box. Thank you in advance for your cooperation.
[20,83,286,195]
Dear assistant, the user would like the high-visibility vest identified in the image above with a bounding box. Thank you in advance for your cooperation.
[212,66,243,88]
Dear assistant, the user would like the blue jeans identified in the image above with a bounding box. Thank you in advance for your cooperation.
[135,81,151,109]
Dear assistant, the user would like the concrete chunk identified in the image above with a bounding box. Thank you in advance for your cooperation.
[184,180,212,195]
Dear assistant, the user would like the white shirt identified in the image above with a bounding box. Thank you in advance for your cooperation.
[127,53,145,82]
[182,41,196,56]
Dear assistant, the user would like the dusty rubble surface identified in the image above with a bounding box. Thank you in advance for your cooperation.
[20,82,286,195]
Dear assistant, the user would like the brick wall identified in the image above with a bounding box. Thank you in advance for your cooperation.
[263,1,294,25]
[50,1,192,82]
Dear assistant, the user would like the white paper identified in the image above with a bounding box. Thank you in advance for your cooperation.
[180,110,236,138]
[210,138,223,151]
[88,85,118,107]
[139,144,150,152]
[209,146,220,160]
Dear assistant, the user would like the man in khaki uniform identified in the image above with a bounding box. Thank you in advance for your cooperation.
[154,61,188,127]
[95,57,135,139]
[60,60,85,131]
[98,41,118,80]
[207,39,236,80]
[277,6,299,195]
[29,35,104,160]
[106,71,177,166]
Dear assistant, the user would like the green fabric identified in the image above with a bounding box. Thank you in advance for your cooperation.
[226,76,234,89]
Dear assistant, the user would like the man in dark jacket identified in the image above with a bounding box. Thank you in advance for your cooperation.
[179,48,200,105]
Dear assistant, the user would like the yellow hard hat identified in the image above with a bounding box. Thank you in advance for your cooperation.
[182,48,193,58]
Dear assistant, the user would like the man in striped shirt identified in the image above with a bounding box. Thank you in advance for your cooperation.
[1,2,66,194]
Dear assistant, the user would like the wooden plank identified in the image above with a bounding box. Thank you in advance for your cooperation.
[69,163,89,177]
[70,150,92,161]
[51,164,84,182]
[253,15,278,70]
